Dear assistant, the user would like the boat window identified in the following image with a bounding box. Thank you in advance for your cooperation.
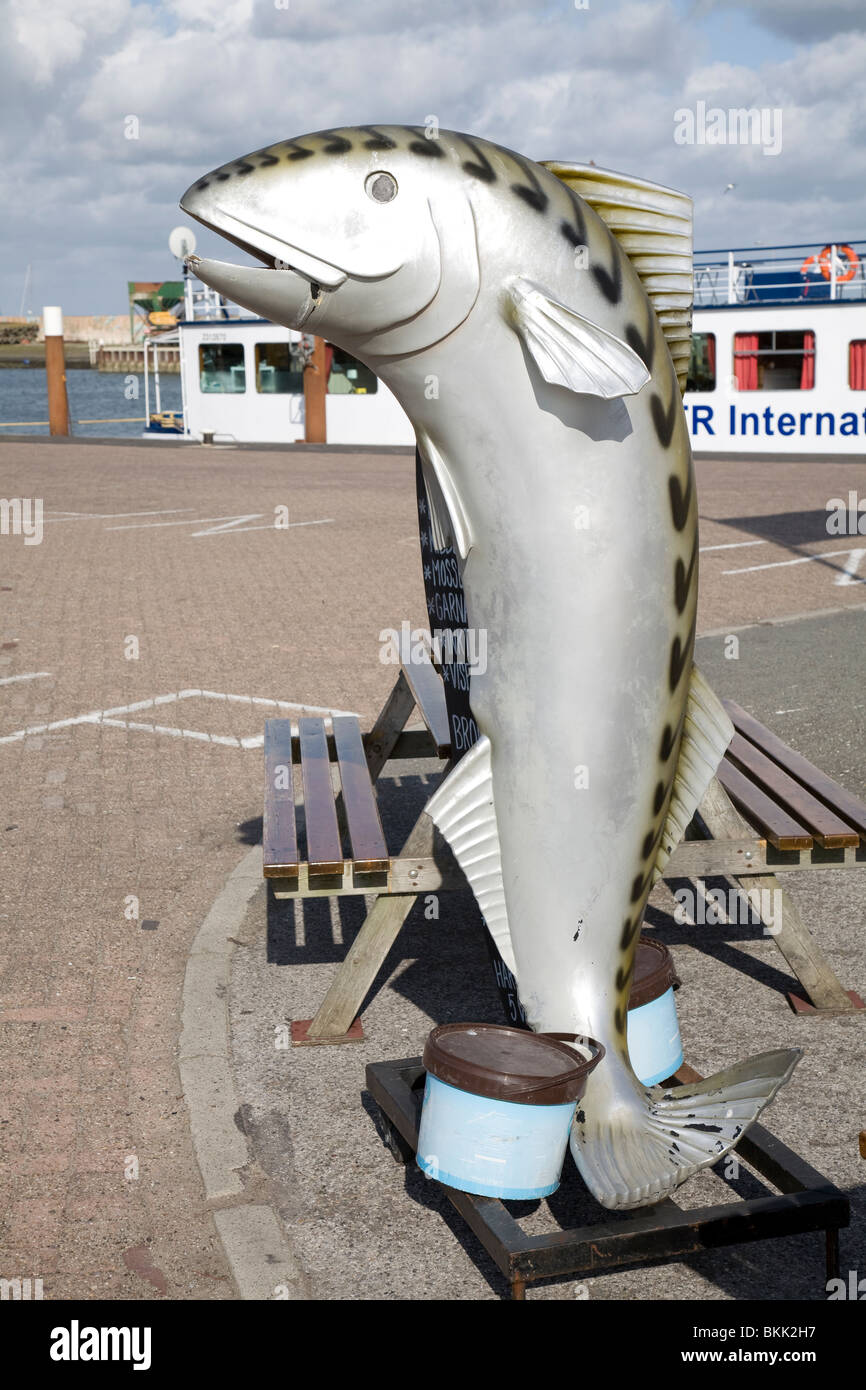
[255,343,304,394]
[733,330,815,390]
[686,333,716,392]
[199,343,246,393]
[849,341,866,391]
[327,346,377,395]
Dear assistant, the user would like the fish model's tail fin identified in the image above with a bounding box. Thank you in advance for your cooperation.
[571,1048,801,1210]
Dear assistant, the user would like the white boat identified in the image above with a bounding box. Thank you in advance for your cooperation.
[142,275,413,446]
[686,240,866,454]
[146,241,866,453]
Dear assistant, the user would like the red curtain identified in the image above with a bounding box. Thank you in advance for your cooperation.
[706,334,716,376]
[734,333,759,390]
[850,340,866,390]
[800,331,815,390]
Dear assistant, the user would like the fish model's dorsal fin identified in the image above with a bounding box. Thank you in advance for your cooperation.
[540,162,693,395]
[652,664,734,882]
[424,735,517,975]
[507,277,650,399]
[417,429,474,560]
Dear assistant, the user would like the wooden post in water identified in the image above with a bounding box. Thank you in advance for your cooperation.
[43,306,70,437]
[303,336,327,444]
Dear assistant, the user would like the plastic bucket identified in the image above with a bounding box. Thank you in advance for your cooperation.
[627,936,682,1086]
[416,1024,604,1199]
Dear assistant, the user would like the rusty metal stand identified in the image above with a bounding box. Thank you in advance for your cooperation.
[365,1057,848,1301]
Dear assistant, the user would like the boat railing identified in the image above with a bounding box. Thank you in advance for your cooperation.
[694,240,866,308]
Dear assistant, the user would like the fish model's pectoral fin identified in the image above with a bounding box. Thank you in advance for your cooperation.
[417,430,474,560]
[424,735,516,975]
[507,277,650,399]
[572,1048,802,1210]
[651,664,734,883]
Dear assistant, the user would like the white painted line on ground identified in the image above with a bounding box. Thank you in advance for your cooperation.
[193,518,335,537]
[0,689,359,747]
[43,509,198,524]
[723,548,863,576]
[699,540,766,553]
[0,671,51,686]
[105,514,262,532]
[190,514,263,536]
[835,549,866,586]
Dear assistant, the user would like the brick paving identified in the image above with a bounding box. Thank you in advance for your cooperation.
[0,438,864,1299]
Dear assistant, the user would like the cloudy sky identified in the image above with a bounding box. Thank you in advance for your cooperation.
[1,0,864,317]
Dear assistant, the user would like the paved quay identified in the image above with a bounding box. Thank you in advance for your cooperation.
[1,437,864,1299]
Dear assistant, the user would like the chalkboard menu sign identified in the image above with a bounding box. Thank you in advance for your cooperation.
[414,449,528,1029]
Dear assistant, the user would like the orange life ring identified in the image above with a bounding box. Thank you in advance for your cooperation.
[801,245,859,282]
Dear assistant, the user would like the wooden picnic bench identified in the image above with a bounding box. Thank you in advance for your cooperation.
[263,649,865,1043]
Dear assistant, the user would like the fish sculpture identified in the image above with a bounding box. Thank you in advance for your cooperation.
[180,127,801,1209]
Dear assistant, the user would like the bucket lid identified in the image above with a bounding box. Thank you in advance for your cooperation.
[423,1023,604,1106]
[628,936,680,1010]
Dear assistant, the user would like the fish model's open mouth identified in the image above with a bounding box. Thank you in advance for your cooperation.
[179,197,348,327]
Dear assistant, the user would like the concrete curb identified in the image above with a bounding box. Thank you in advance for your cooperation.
[180,844,306,1299]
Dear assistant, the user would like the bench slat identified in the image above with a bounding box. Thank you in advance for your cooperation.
[332,716,389,873]
[724,699,866,840]
[263,719,299,875]
[725,733,860,849]
[299,718,345,874]
[399,637,452,757]
[716,761,814,850]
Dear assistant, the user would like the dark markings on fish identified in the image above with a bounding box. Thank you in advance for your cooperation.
[361,127,397,151]
[619,916,638,951]
[285,142,314,162]
[235,161,255,176]
[652,780,666,815]
[559,185,587,251]
[614,1005,625,1034]
[321,134,353,155]
[509,153,549,213]
[733,1125,742,1139]
[592,238,623,304]
[615,962,633,993]
[651,390,678,447]
[672,1142,680,1153]
[630,872,647,905]
[642,821,665,861]
[674,534,699,615]
[460,136,497,183]
[669,612,697,694]
[575,1108,586,1125]
[404,128,445,158]
[215,172,231,181]
[668,470,694,531]
[196,180,210,190]
[684,1122,723,1133]
[625,311,655,372]
[257,154,280,167]
[660,707,686,762]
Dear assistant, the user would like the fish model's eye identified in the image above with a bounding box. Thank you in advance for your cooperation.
[365,171,398,203]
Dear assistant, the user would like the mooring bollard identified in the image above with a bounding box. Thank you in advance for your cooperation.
[303,334,327,444]
[43,305,70,437]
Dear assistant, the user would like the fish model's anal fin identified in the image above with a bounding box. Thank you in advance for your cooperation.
[540,162,693,395]
[572,1048,802,1210]
[424,735,516,975]
[417,429,473,560]
[507,277,650,400]
[652,664,734,884]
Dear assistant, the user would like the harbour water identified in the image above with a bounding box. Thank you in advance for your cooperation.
[0,367,182,439]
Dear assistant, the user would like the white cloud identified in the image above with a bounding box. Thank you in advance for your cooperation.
[0,0,862,316]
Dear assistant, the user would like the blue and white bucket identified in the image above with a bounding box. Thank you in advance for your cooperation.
[416,1024,604,1200]
[627,936,683,1087]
